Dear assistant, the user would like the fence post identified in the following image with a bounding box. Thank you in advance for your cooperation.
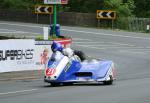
[146,21,150,33]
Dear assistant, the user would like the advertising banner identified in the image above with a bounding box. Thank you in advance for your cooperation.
[0,39,72,73]
[35,43,53,70]
[34,39,72,71]
[0,39,35,73]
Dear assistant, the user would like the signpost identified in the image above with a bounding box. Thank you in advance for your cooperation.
[97,10,116,29]
[35,5,53,24]
[44,0,68,36]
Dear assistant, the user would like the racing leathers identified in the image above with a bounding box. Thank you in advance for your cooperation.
[50,48,81,62]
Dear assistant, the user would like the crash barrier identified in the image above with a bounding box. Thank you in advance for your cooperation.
[0,38,72,73]
[54,38,72,48]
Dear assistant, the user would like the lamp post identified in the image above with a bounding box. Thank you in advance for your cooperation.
[53,4,57,36]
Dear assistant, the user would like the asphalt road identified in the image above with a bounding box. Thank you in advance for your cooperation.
[0,21,150,103]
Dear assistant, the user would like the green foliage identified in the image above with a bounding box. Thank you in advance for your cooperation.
[35,35,70,40]
[0,0,34,10]
[134,0,150,17]
[103,0,135,30]
[0,0,149,18]
[104,0,135,17]
[64,0,104,13]
[36,35,58,40]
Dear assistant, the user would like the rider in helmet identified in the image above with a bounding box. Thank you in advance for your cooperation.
[51,41,63,53]
[50,41,64,61]
[51,41,81,61]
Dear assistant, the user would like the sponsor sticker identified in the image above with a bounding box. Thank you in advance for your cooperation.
[64,61,71,72]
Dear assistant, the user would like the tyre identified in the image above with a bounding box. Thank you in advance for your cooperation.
[50,82,61,87]
[74,50,86,61]
[63,82,73,86]
[103,75,113,85]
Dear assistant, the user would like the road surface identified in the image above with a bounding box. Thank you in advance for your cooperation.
[0,21,150,103]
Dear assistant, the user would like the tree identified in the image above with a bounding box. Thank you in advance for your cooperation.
[103,0,135,17]
[0,0,34,10]
[134,0,150,17]
[64,0,104,13]
[103,0,135,29]
[0,0,149,18]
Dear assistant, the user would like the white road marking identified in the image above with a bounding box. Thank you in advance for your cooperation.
[62,29,150,40]
[77,45,105,50]
[0,22,150,40]
[0,28,40,35]
[73,40,134,50]
[0,22,43,28]
[119,50,146,54]
[74,41,135,47]
[0,32,25,34]
[0,32,40,35]
[73,38,92,41]
[0,28,26,34]
[106,42,135,46]
[76,43,150,50]
[0,28,23,32]
[0,89,38,95]
[73,41,90,43]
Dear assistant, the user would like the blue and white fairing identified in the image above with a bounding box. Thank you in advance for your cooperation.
[44,52,116,85]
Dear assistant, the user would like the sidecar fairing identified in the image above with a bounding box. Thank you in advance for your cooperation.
[44,55,116,86]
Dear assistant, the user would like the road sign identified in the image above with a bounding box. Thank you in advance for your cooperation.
[44,0,68,4]
[61,0,68,4]
[97,10,116,19]
[35,5,53,14]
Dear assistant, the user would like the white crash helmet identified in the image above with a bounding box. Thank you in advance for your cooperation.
[63,48,74,58]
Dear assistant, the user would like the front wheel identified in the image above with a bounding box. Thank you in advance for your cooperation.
[50,82,61,87]
[103,75,113,85]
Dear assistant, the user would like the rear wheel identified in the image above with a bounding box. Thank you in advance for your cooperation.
[74,50,86,61]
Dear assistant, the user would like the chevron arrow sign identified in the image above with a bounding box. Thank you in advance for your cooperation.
[97,10,116,19]
[35,5,53,14]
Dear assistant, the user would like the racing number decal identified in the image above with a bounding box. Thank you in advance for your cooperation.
[46,68,56,76]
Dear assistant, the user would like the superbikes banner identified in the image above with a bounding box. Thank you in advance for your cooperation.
[0,39,35,73]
